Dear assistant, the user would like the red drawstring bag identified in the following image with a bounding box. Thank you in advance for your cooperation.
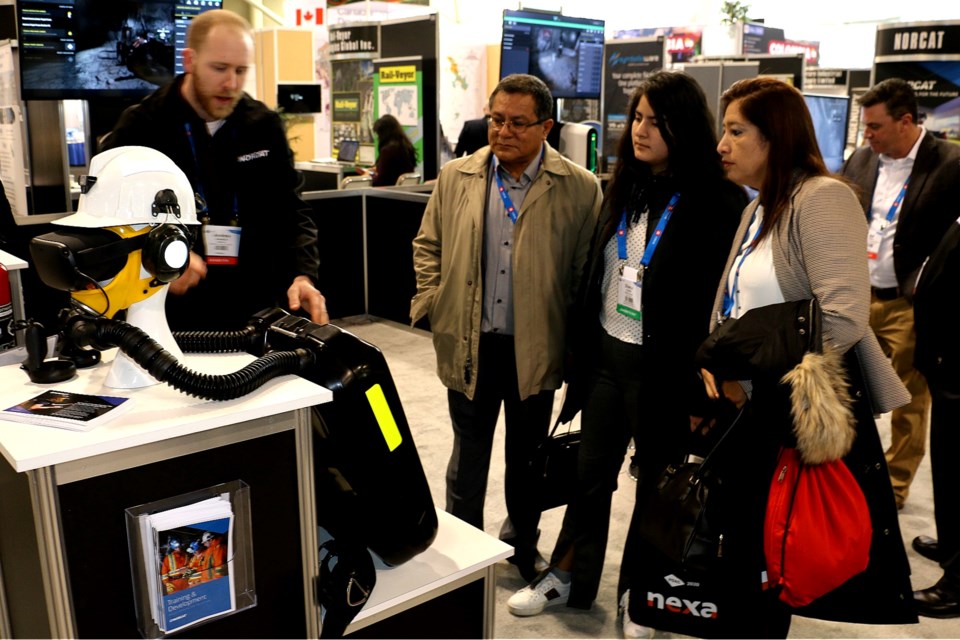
[763,447,872,607]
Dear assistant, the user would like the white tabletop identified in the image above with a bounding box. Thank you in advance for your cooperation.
[351,509,513,626]
[0,249,28,271]
[296,161,345,174]
[0,350,331,473]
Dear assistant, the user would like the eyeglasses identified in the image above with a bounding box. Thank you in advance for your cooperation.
[487,115,547,133]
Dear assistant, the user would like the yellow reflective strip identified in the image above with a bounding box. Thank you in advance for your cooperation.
[365,384,402,451]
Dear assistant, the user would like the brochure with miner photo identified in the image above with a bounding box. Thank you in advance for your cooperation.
[125,481,255,639]
[2,389,131,431]
[142,496,236,634]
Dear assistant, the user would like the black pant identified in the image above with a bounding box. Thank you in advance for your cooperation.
[930,380,960,579]
[445,333,554,555]
[554,331,684,607]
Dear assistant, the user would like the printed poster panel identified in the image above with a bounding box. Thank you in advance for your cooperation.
[330,60,375,150]
[601,38,665,173]
[741,22,786,56]
[373,57,424,173]
[440,39,486,151]
[377,64,420,126]
[329,24,379,157]
[0,42,27,216]
[875,61,960,143]
[614,27,702,64]
[875,21,960,144]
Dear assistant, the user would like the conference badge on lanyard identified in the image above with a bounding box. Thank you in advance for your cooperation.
[613,192,680,321]
[203,225,242,266]
[616,266,643,320]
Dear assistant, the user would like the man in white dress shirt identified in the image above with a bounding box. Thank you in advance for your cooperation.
[840,77,960,511]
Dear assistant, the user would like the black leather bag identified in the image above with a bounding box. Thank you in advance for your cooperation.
[531,418,580,511]
[636,403,746,572]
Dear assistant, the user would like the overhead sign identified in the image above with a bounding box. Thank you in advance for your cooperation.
[329,25,380,56]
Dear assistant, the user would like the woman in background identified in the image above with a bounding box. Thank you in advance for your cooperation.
[367,114,418,186]
[680,77,915,637]
[506,71,747,622]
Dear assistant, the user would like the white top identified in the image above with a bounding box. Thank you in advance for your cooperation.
[0,350,332,472]
[868,126,925,288]
[725,205,785,318]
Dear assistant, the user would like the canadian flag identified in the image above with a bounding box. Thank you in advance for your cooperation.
[295,8,323,26]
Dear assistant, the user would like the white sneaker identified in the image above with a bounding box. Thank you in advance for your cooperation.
[507,571,570,616]
[619,590,656,639]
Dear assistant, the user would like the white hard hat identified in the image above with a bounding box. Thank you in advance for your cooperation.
[56,146,200,228]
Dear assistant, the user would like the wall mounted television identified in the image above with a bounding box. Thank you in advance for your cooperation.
[277,83,322,114]
[17,0,222,100]
[499,9,605,100]
[803,93,850,173]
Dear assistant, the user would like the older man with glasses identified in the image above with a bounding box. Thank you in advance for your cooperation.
[412,74,602,582]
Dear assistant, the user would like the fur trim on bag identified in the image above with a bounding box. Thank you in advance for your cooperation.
[780,345,856,464]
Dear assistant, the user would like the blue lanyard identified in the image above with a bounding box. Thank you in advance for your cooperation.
[493,146,545,224]
[882,176,910,227]
[184,122,238,223]
[616,192,681,266]
[722,210,764,318]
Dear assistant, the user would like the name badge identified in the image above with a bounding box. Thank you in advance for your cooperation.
[616,266,643,320]
[866,217,885,260]
[203,225,242,265]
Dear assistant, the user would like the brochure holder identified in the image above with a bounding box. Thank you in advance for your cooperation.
[125,480,256,638]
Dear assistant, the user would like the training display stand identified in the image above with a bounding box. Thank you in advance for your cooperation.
[125,481,255,638]
[0,350,330,638]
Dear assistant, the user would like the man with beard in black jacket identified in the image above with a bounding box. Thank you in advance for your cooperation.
[100,9,326,331]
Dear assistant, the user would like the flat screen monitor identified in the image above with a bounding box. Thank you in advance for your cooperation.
[277,83,322,114]
[337,140,359,164]
[17,0,222,100]
[499,9,605,100]
[804,93,850,173]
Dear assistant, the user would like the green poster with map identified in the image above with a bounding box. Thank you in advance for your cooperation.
[373,56,424,174]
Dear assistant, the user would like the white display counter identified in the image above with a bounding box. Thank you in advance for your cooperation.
[0,347,513,639]
[0,350,330,638]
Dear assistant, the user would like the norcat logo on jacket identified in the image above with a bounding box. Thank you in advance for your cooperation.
[646,591,718,619]
[237,149,270,162]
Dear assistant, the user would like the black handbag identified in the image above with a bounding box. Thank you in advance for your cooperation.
[636,403,745,572]
[531,417,580,511]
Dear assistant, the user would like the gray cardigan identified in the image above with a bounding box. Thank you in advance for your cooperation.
[709,176,910,414]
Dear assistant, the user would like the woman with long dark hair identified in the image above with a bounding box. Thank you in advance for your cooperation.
[506,70,747,620]
[368,114,417,186]
[656,77,915,638]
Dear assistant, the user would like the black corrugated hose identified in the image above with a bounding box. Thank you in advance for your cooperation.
[63,313,315,401]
